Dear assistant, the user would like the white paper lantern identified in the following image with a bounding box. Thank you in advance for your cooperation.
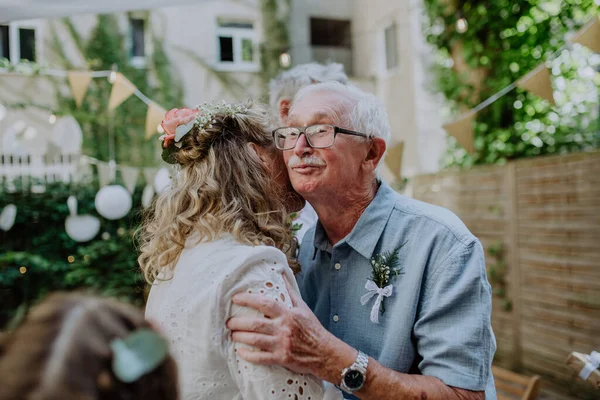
[0,204,17,231]
[65,196,100,242]
[95,185,132,220]
[141,184,155,208]
[154,167,172,194]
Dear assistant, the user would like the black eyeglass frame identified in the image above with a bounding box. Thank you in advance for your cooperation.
[272,124,372,150]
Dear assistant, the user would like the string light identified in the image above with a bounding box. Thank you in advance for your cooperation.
[84,255,90,262]
[456,18,468,34]
[48,114,57,124]
[19,266,27,274]
[68,255,75,263]
[279,52,291,68]
[109,71,117,83]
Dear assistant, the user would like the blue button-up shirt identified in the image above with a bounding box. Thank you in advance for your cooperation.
[297,181,497,399]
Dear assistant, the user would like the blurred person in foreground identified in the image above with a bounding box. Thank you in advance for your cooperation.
[269,62,348,243]
[228,82,497,399]
[139,102,341,399]
[0,293,178,400]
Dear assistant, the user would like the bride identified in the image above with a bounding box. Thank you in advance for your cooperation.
[139,102,341,400]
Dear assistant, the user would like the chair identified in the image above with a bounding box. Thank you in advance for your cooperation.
[492,366,540,400]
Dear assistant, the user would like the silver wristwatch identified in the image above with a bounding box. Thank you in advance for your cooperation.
[339,351,369,394]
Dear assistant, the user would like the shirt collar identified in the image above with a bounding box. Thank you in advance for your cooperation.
[312,180,397,260]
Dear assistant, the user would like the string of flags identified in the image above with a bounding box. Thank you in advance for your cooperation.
[0,67,167,140]
[442,16,600,154]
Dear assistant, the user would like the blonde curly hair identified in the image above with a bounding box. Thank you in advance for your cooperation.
[137,101,298,284]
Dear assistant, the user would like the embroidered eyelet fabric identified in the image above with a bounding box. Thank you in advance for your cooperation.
[145,234,342,400]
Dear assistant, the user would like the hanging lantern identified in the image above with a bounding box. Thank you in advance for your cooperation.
[95,185,132,220]
[153,168,172,194]
[0,204,17,231]
[141,184,155,208]
[65,196,101,242]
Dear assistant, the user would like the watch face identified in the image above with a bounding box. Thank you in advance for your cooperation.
[343,369,365,389]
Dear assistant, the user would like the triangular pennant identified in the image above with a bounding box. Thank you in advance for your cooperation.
[143,168,158,186]
[384,141,404,181]
[517,64,555,106]
[443,112,476,154]
[67,71,93,108]
[108,73,136,111]
[570,16,600,53]
[145,102,167,139]
[96,162,112,188]
[120,166,140,194]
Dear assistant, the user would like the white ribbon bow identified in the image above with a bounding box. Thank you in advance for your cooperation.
[579,350,600,380]
[360,280,393,324]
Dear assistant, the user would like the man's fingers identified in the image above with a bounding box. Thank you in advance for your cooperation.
[231,332,276,351]
[226,316,275,335]
[232,293,284,318]
[236,347,278,365]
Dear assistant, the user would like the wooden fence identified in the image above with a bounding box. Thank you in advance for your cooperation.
[411,151,600,399]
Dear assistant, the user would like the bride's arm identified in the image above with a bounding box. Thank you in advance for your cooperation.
[222,259,342,400]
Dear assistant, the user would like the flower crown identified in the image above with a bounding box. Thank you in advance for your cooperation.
[159,101,249,164]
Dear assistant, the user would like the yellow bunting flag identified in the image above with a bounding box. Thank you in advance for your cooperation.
[570,16,600,53]
[517,64,555,106]
[67,71,93,108]
[108,73,136,111]
[384,141,404,181]
[443,112,476,154]
[145,102,167,139]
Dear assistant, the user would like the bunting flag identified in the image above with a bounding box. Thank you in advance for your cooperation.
[517,64,556,106]
[146,102,167,139]
[67,71,93,108]
[120,166,140,194]
[96,162,113,188]
[571,16,600,53]
[384,141,405,181]
[108,73,136,111]
[443,112,476,154]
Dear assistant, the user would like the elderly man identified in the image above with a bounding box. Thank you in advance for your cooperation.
[228,82,497,399]
[269,62,348,243]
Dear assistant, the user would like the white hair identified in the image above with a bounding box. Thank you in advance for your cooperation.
[269,62,349,117]
[291,81,391,145]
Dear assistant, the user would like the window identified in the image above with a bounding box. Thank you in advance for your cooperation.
[309,18,353,75]
[129,17,146,68]
[0,25,9,60]
[0,24,36,63]
[216,20,258,71]
[384,23,399,70]
[130,18,145,58]
[19,28,35,62]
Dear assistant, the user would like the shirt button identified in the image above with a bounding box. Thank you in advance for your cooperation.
[334,263,341,270]
[333,315,339,322]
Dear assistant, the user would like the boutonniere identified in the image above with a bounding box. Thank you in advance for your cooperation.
[361,244,405,323]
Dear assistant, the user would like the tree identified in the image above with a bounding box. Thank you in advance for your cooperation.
[422,0,599,168]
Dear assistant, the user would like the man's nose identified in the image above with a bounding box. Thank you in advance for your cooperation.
[293,133,313,157]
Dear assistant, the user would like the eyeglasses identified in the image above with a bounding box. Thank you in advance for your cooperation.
[272,124,371,150]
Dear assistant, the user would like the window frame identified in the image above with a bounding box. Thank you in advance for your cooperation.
[215,22,259,72]
[128,15,150,69]
[0,22,38,64]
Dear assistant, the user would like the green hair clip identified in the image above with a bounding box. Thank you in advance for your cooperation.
[110,328,169,383]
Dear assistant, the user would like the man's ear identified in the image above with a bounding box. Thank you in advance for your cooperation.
[279,98,291,124]
[364,138,386,171]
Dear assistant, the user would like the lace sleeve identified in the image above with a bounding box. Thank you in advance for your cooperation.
[224,260,342,400]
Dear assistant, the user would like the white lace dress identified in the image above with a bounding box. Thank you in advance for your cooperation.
[145,234,342,400]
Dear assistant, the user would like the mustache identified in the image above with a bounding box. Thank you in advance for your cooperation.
[287,155,326,168]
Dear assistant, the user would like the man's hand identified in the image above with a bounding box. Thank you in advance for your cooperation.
[226,277,356,381]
